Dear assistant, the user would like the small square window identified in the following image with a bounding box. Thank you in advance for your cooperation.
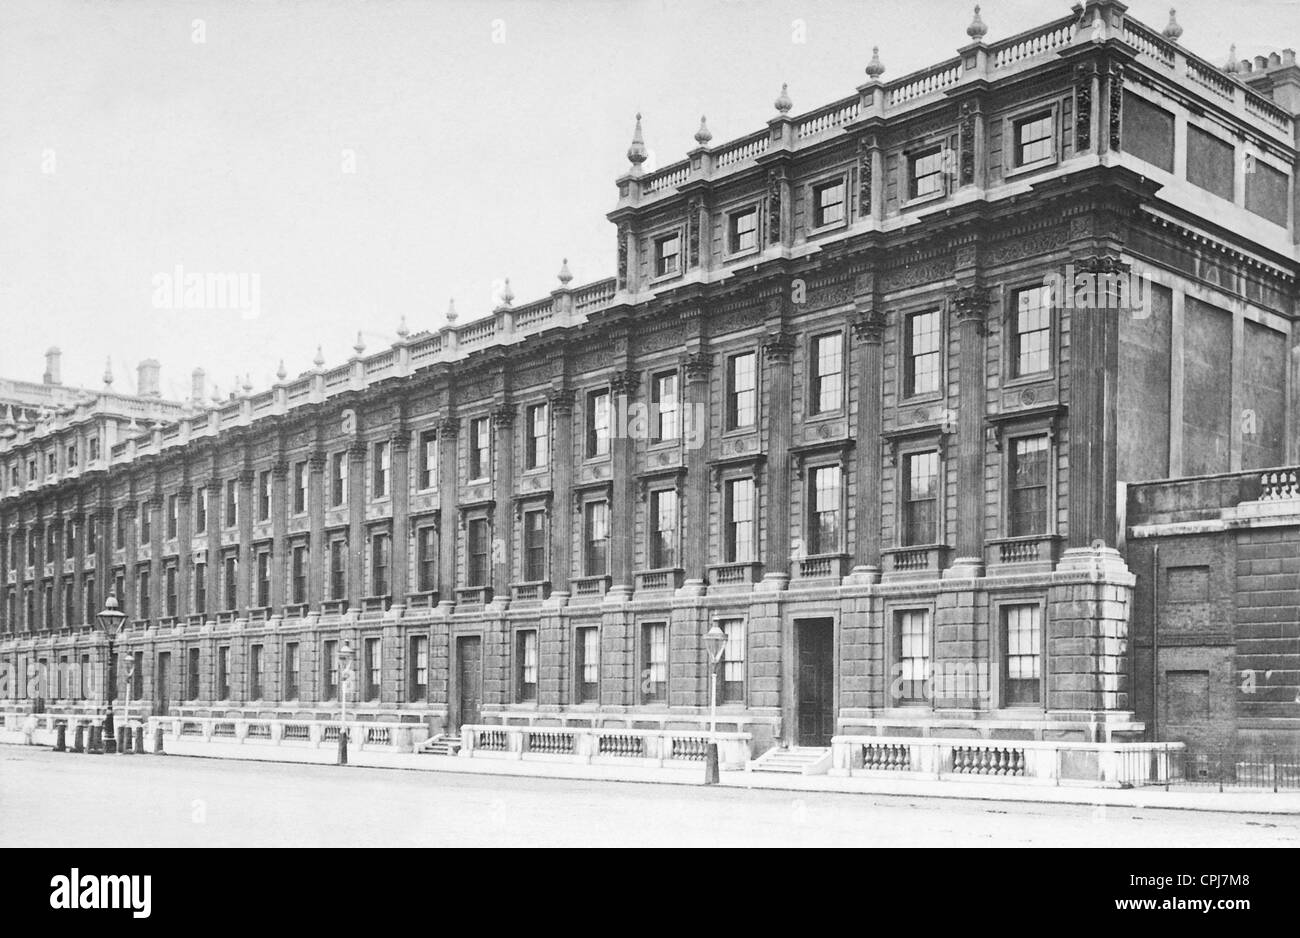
[1014,112,1054,166]
[728,208,758,253]
[812,179,845,228]
[910,148,946,199]
[654,233,681,277]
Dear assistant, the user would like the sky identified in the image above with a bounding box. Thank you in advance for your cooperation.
[1,0,1296,399]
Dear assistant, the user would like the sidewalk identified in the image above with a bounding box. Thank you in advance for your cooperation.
[8,737,1300,815]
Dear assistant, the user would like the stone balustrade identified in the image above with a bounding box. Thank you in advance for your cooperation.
[459,723,752,770]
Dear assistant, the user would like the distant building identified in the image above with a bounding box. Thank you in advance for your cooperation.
[1,1,1296,758]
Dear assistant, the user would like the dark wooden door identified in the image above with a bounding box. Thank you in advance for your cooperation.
[155,653,171,716]
[456,637,482,729]
[796,619,834,746]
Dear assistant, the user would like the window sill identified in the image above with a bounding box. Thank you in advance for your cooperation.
[896,391,945,410]
[1002,156,1058,181]
[900,190,947,211]
[807,219,848,238]
[649,270,683,286]
[722,245,760,263]
[1001,370,1054,389]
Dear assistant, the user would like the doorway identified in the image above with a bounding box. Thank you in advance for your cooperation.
[455,636,482,729]
[795,619,835,747]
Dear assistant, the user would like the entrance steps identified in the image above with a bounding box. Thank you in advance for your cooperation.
[748,746,832,776]
[418,733,462,757]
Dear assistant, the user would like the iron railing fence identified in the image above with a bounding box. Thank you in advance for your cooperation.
[1170,749,1300,792]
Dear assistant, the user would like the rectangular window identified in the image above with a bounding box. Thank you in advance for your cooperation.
[910,147,944,198]
[67,443,78,468]
[217,646,230,699]
[131,650,143,701]
[225,479,239,528]
[728,207,758,253]
[65,520,76,559]
[364,637,380,701]
[371,533,390,596]
[115,511,124,549]
[467,518,490,587]
[651,371,679,442]
[164,494,177,539]
[808,465,843,555]
[323,640,338,702]
[137,568,150,620]
[576,626,599,703]
[1009,435,1050,536]
[583,501,609,577]
[726,352,757,430]
[372,441,390,498]
[417,526,438,593]
[641,623,667,703]
[724,478,756,563]
[291,544,308,605]
[256,550,271,608]
[810,332,843,415]
[329,540,346,600]
[649,489,678,569]
[586,390,610,458]
[525,404,548,470]
[523,510,546,583]
[193,562,206,615]
[469,417,491,480]
[719,619,745,704]
[897,610,931,703]
[140,502,151,544]
[331,453,348,506]
[418,430,438,489]
[1014,111,1054,166]
[44,581,54,629]
[1011,285,1052,377]
[258,470,271,521]
[410,635,428,702]
[82,577,94,625]
[284,642,300,700]
[165,565,177,617]
[293,462,308,514]
[654,232,680,277]
[812,179,845,227]
[187,647,201,700]
[223,554,238,611]
[1003,605,1042,705]
[62,582,73,628]
[86,518,96,554]
[195,487,207,533]
[516,630,538,702]
[902,451,938,546]
[250,644,263,699]
[904,310,941,397]
[89,437,100,461]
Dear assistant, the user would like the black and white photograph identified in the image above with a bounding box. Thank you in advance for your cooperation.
[0,0,1297,904]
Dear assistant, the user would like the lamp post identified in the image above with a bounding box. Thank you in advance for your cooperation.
[703,624,727,785]
[337,639,353,766]
[94,594,127,754]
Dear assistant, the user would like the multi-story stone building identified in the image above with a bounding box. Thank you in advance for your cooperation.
[2,1,1296,757]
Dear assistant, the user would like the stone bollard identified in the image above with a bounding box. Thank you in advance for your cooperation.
[89,725,103,754]
[73,723,86,753]
[154,726,166,756]
[54,722,67,752]
[135,725,145,755]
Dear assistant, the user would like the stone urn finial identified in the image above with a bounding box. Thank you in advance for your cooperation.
[967,5,988,41]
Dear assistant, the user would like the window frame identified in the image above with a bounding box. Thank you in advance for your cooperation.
[409,634,429,702]
[417,429,439,491]
[805,461,846,557]
[468,417,492,483]
[1005,281,1056,383]
[524,403,549,471]
[722,474,758,564]
[649,369,680,445]
[415,523,439,594]
[584,388,612,460]
[521,507,547,584]
[1003,102,1060,177]
[900,306,945,402]
[514,628,538,703]
[723,349,759,433]
[647,486,679,571]
[639,620,669,705]
[724,203,761,259]
[991,595,1049,711]
[889,604,935,707]
[372,440,391,500]
[581,498,610,578]
[809,174,849,232]
[807,329,846,418]
[998,420,1059,539]
[466,516,491,588]
[651,228,684,281]
[715,616,746,705]
[897,445,943,548]
[574,625,600,704]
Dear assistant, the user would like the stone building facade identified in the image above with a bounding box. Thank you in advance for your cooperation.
[2,1,1296,754]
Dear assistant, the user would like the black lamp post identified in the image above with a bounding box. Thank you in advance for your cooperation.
[703,624,727,785]
[94,594,127,754]
[337,639,353,766]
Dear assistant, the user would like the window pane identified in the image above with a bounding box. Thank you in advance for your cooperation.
[1004,605,1042,705]
[905,310,941,397]
[1013,285,1052,376]
[903,452,938,546]
[1010,435,1050,536]
[897,610,931,702]
[811,333,843,414]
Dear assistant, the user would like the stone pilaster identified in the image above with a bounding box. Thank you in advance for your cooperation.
[271,460,289,612]
[237,468,255,613]
[850,304,885,579]
[680,352,712,593]
[435,417,459,610]
[760,328,795,588]
[346,443,366,605]
[608,370,638,599]
[307,451,327,608]
[548,390,575,598]
[490,403,515,606]
[390,430,411,609]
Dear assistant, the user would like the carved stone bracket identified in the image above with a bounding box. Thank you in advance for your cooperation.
[572,481,614,515]
[1107,66,1123,150]
[767,169,782,244]
[1075,63,1094,152]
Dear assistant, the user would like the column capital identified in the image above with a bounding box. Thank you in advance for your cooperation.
[548,388,575,415]
[346,441,368,461]
[682,351,713,383]
[308,451,329,472]
[609,370,639,398]
[436,416,461,438]
[762,330,796,363]
[851,309,887,345]
[491,403,516,428]
[951,286,991,331]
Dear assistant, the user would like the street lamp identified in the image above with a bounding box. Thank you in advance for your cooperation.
[94,594,127,754]
[337,639,353,766]
[703,624,727,785]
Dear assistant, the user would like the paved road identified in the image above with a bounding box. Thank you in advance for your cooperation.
[3,747,1297,847]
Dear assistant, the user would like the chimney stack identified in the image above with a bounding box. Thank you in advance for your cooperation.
[137,359,161,397]
[191,367,206,401]
[43,347,62,386]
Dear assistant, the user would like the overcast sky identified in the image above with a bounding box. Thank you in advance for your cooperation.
[1,0,1294,398]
